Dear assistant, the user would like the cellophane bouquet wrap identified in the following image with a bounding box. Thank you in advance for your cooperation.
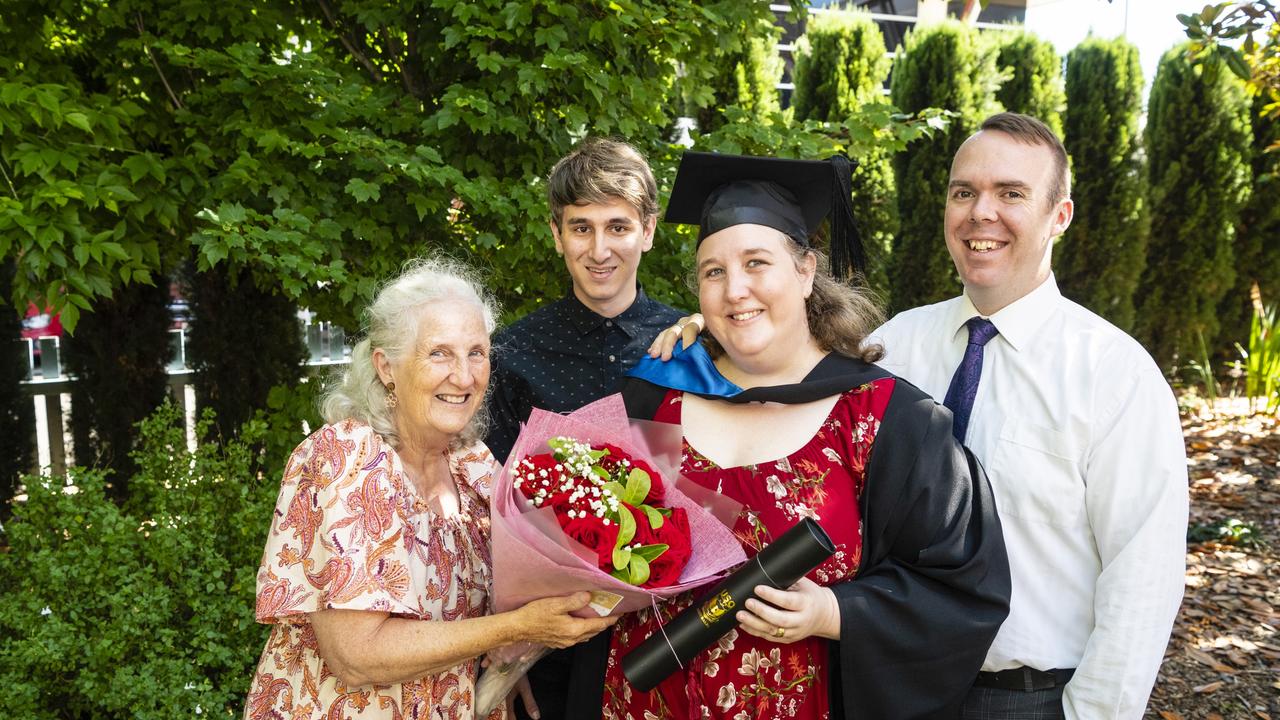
[475,394,746,715]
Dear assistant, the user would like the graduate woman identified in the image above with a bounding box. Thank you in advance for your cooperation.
[568,152,1012,720]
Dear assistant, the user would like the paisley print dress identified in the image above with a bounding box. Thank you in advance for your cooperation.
[244,419,505,720]
[603,382,892,720]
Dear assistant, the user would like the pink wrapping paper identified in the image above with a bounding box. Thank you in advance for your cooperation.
[489,393,747,620]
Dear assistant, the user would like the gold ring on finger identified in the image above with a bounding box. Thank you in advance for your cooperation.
[773,626,785,639]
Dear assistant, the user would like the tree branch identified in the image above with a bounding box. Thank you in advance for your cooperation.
[381,24,425,100]
[0,153,19,200]
[314,0,385,83]
[135,13,184,110]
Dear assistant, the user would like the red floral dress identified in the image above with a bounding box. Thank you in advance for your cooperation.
[602,382,891,720]
[244,419,505,720]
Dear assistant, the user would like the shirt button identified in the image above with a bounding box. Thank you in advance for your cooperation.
[605,320,613,327]
[608,355,616,362]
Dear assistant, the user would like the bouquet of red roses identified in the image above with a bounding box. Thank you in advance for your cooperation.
[512,437,692,588]
[475,394,745,715]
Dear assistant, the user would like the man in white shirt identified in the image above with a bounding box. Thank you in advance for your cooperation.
[872,112,1187,719]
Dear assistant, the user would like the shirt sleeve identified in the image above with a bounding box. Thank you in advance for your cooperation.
[452,440,501,500]
[829,384,1012,720]
[254,421,422,622]
[1063,345,1188,720]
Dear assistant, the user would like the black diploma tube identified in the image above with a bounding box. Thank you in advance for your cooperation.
[621,517,836,692]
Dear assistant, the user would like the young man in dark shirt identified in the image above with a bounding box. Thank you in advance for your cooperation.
[486,138,683,719]
[487,138,683,463]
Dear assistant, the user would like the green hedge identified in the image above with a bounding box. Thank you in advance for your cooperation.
[1218,90,1280,349]
[991,28,1066,136]
[0,402,283,719]
[888,20,999,313]
[685,20,783,133]
[1136,43,1252,369]
[1056,36,1148,332]
[791,9,896,297]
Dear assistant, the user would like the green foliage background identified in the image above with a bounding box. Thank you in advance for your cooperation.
[685,16,783,134]
[1056,36,1149,332]
[0,0,810,332]
[791,9,897,297]
[1218,90,1280,348]
[991,28,1066,136]
[1137,43,1253,369]
[888,20,999,313]
[0,404,279,719]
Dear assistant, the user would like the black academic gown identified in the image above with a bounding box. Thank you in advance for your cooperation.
[562,353,1011,720]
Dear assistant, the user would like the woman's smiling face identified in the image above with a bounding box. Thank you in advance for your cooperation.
[696,224,816,375]
[380,301,491,446]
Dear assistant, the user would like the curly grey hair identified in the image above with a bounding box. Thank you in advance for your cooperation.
[321,256,500,450]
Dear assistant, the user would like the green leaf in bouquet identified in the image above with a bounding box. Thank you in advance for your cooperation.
[627,555,651,586]
[612,545,632,571]
[632,543,668,562]
[616,504,637,546]
[640,504,665,530]
[591,466,610,481]
[624,468,651,504]
[603,480,627,502]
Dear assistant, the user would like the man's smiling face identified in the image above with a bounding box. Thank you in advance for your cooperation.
[551,197,655,318]
[944,129,1073,314]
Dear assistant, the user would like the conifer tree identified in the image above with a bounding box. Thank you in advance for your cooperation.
[792,9,895,296]
[992,28,1066,136]
[1218,90,1280,350]
[1056,36,1148,331]
[1136,43,1252,369]
[686,21,783,133]
[888,20,999,312]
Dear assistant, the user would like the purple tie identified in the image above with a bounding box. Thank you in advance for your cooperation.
[943,317,999,443]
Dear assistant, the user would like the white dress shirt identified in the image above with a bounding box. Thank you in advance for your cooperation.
[870,275,1187,720]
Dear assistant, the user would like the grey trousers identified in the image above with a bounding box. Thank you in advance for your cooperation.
[960,684,1067,720]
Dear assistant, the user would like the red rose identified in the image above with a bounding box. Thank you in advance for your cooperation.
[514,453,573,508]
[562,512,621,571]
[598,443,666,504]
[633,506,692,588]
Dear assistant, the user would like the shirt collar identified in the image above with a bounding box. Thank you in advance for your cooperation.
[558,286,654,338]
[950,274,1062,352]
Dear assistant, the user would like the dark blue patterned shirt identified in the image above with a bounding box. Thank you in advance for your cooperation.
[486,288,684,463]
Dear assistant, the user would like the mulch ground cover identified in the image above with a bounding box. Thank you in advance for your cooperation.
[1146,400,1280,719]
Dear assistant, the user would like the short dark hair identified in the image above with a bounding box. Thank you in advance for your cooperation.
[546,137,658,226]
[979,112,1071,205]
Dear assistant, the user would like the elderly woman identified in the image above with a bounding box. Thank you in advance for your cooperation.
[561,153,1011,719]
[245,258,615,720]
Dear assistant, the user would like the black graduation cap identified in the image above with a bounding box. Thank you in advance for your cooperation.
[664,151,865,280]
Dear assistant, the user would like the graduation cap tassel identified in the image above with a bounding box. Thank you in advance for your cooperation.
[826,155,866,282]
